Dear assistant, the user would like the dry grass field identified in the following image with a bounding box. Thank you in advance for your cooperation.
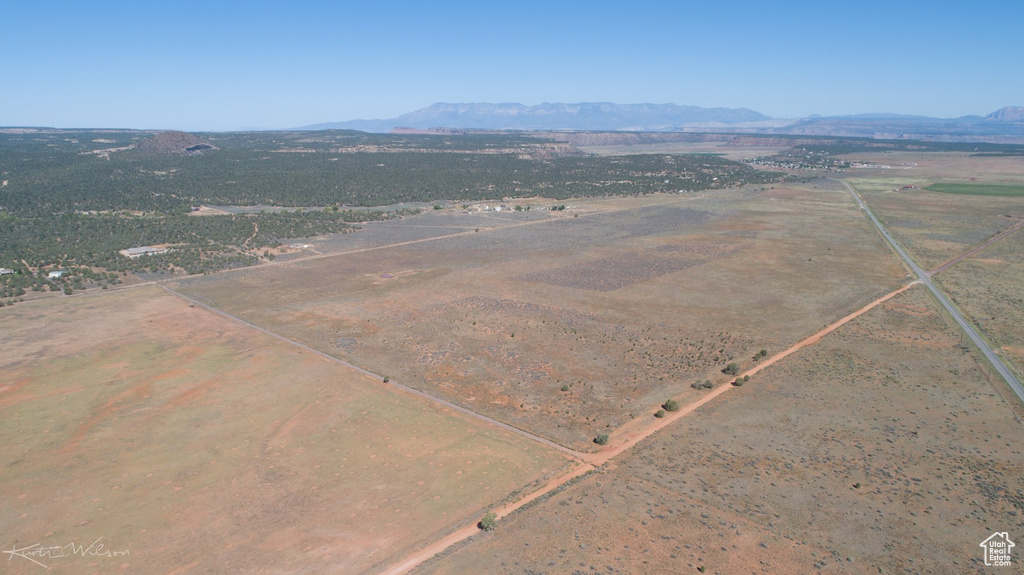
[843,152,1024,270]
[5,147,1022,575]
[171,183,905,450]
[843,150,1024,385]
[579,141,790,161]
[0,287,570,574]
[418,286,1024,575]
[934,229,1024,383]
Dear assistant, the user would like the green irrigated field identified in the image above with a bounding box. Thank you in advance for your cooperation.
[0,287,570,574]
[5,142,1024,575]
[172,182,907,450]
[926,182,1024,196]
[844,152,1024,270]
[840,152,1024,387]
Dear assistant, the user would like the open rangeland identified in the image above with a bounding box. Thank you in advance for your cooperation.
[416,285,1024,575]
[933,228,1024,384]
[5,148,1019,575]
[171,183,906,450]
[577,141,791,161]
[842,152,1024,270]
[0,287,571,574]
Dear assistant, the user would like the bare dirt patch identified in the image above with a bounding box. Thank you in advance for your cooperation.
[580,141,791,161]
[173,185,905,450]
[518,242,733,292]
[187,205,233,216]
[419,286,1024,574]
[0,287,569,574]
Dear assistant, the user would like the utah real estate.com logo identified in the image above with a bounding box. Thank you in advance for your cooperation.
[980,532,1014,567]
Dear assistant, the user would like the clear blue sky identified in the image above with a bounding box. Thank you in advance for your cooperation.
[3,0,1022,130]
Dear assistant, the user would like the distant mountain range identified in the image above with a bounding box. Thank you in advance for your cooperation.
[299,102,789,132]
[767,107,1024,142]
[298,103,1024,143]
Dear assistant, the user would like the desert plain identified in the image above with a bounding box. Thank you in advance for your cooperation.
[3,149,1023,574]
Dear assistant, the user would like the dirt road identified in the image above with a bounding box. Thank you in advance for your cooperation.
[375,281,919,574]
[583,282,918,466]
[250,194,699,270]
[834,178,1024,404]
[8,194,701,311]
[930,218,1024,275]
[377,463,596,575]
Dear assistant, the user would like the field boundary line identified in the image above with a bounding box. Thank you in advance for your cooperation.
[585,281,918,465]
[236,193,701,270]
[4,193,702,310]
[930,218,1024,275]
[157,284,588,461]
[379,282,920,574]
[833,178,1024,404]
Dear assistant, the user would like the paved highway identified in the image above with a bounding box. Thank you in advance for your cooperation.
[834,178,1024,404]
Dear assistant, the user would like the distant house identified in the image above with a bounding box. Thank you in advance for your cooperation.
[48,270,65,279]
[0,268,14,276]
[119,246,169,258]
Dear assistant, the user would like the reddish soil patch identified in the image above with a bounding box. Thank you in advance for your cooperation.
[881,302,932,316]
[384,284,918,573]
[1,287,570,574]
[420,285,1024,574]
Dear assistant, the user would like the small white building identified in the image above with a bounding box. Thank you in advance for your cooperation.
[0,268,14,276]
[48,270,65,279]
